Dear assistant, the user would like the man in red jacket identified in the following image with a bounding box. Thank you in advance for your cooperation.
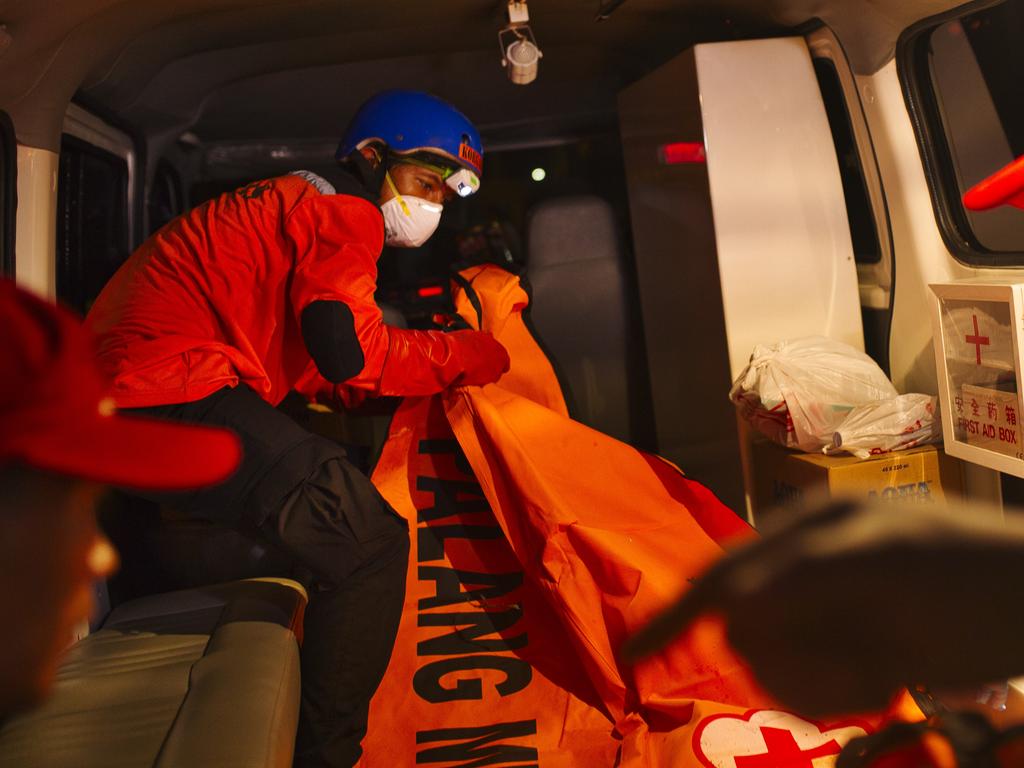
[87,90,508,768]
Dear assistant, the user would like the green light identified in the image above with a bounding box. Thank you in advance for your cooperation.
[531,167,546,182]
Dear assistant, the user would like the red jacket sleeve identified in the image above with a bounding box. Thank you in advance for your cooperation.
[286,194,470,397]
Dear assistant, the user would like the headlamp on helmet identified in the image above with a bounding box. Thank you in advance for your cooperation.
[447,168,480,198]
[396,153,481,198]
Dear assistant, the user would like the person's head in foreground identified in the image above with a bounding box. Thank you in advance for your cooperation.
[0,280,241,717]
[625,498,1024,718]
[336,89,484,248]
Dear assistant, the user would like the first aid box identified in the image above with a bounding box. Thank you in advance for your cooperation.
[929,281,1024,477]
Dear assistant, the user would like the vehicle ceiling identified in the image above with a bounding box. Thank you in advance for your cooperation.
[0,0,972,152]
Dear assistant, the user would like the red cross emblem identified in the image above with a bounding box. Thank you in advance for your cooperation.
[693,710,870,768]
[965,314,991,366]
[734,727,841,767]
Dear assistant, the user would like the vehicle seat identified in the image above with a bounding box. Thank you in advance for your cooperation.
[0,578,306,768]
[379,300,407,329]
[525,195,640,444]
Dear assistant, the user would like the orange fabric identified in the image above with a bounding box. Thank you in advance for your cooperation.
[363,265,918,765]
[360,266,615,765]
[361,394,618,766]
[87,175,483,408]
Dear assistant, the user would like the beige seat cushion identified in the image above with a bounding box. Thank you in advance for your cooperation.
[0,579,305,768]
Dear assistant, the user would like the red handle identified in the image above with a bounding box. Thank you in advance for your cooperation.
[963,155,1024,211]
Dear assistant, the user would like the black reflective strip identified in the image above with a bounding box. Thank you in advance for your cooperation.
[449,272,484,330]
[301,300,365,383]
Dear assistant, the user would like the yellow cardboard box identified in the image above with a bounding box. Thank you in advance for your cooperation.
[750,439,964,524]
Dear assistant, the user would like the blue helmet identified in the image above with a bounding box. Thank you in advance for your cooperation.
[337,90,483,195]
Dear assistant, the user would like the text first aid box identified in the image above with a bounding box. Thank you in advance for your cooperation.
[750,440,963,522]
[930,281,1024,477]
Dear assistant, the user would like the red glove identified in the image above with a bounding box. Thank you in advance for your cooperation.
[449,330,510,387]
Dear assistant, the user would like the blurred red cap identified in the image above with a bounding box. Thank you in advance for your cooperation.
[0,279,241,489]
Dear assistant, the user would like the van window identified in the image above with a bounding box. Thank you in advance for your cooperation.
[56,134,130,314]
[909,0,1024,262]
[0,112,14,278]
[812,58,883,266]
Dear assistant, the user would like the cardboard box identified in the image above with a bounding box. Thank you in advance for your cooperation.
[750,439,964,525]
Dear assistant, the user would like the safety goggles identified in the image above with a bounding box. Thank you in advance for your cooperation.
[394,154,481,198]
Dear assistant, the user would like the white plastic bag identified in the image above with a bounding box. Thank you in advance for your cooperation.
[827,393,941,458]
[730,336,898,452]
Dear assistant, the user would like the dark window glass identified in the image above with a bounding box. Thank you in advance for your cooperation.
[0,112,14,278]
[148,161,183,235]
[812,58,883,266]
[917,0,1024,260]
[56,134,130,314]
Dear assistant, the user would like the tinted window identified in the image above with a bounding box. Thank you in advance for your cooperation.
[812,58,883,266]
[57,134,130,314]
[913,0,1024,261]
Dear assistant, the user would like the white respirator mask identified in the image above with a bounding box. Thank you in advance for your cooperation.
[381,172,443,248]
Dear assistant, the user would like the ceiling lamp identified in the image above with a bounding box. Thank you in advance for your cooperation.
[498,1,543,85]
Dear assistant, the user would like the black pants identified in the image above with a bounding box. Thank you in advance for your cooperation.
[130,386,409,768]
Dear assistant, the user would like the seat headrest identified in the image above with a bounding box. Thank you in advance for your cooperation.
[526,195,621,269]
[379,301,407,329]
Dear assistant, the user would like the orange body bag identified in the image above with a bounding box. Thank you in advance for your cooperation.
[360,265,913,767]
